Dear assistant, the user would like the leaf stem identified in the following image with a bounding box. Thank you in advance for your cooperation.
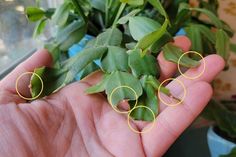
[112,3,126,28]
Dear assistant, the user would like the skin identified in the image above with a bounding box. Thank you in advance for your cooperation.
[0,36,225,157]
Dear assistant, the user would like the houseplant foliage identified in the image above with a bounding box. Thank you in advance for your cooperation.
[26,0,235,121]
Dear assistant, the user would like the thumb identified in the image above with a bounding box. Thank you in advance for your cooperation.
[80,70,104,86]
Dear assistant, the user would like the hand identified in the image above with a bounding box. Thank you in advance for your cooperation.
[0,36,224,157]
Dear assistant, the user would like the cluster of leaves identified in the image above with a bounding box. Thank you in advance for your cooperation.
[26,0,235,121]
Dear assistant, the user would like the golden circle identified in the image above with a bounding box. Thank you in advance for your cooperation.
[158,78,186,107]
[127,105,156,134]
[15,72,44,101]
[108,85,138,114]
[177,51,206,80]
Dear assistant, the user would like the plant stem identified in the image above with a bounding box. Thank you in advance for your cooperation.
[112,3,126,28]
[71,0,87,23]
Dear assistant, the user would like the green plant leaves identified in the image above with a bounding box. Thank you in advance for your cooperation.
[117,9,140,25]
[128,49,159,77]
[136,19,169,51]
[33,18,47,38]
[120,0,144,6]
[31,67,67,98]
[101,46,129,73]
[202,99,236,138]
[95,27,123,46]
[129,16,161,41]
[220,147,236,157]
[52,1,72,27]
[106,71,143,105]
[190,8,223,28]
[215,29,230,61]
[147,0,168,19]
[26,7,45,22]
[163,43,200,68]
[86,74,110,94]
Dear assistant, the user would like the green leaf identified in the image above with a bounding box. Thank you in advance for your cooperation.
[136,19,169,51]
[117,9,141,25]
[90,0,106,12]
[80,62,100,79]
[106,71,143,105]
[63,46,108,84]
[150,33,173,53]
[202,99,236,138]
[52,1,72,27]
[31,67,67,98]
[185,24,203,53]
[220,147,236,157]
[147,0,168,19]
[101,46,129,73]
[95,27,123,46]
[120,0,144,6]
[129,16,161,41]
[163,43,200,68]
[26,7,45,22]
[190,8,223,28]
[33,18,47,38]
[86,74,110,94]
[230,43,236,53]
[55,20,86,51]
[215,29,230,61]
[197,24,216,44]
[130,75,159,121]
[128,49,159,77]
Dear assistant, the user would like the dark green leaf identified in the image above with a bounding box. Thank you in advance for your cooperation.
[163,43,200,68]
[106,71,143,105]
[230,43,236,53]
[129,16,161,41]
[215,29,230,61]
[31,67,67,98]
[101,46,129,73]
[128,49,159,77]
[26,7,45,22]
[33,19,47,38]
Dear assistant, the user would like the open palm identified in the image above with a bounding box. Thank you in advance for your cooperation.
[0,36,224,157]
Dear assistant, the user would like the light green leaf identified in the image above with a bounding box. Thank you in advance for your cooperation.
[215,29,230,61]
[128,49,159,77]
[90,0,106,12]
[197,24,216,44]
[106,71,143,105]
[86,74,110,94]
[117,9,141,25]
[129,16,161,41]
[163,43,200,68]
[95,27,123,46]
[52,1,72,27]
[120,0,144,6]
[33,18,47,38]
[101,46,129,73]
[136,19,169,50]
[26,7,45,22]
